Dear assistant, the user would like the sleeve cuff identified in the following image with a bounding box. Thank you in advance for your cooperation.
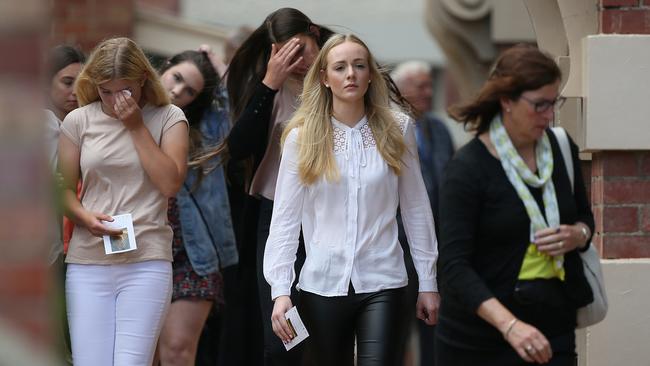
[259,81,280,94]
[270,285,291,300]
[418,278,438,293]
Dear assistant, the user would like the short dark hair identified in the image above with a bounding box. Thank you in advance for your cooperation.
[448,44,562,135]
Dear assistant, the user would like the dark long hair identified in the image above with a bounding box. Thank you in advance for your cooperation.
[448,44,561,135]
[226,7,335,122]
[159,50,219,135]
[46,45,86,82]
[160,50,219,186]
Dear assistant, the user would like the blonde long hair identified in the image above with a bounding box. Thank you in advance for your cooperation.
[282,34,406,185]
[75,37,170,107]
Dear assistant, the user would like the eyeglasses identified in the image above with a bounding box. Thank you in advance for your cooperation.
[519,95,566,113]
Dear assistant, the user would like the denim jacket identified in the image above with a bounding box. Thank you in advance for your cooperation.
[176,92,238,275]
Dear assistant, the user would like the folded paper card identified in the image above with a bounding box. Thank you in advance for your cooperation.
[102,214,137,255]
[283,306,309,351]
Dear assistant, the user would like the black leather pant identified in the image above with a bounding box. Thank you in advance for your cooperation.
[300,286,410,366]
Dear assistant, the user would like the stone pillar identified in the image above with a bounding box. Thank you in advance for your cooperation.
[592,0,650,258]
[574,2,650,365]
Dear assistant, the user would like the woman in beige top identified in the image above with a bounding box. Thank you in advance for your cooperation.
[58,37,188,366]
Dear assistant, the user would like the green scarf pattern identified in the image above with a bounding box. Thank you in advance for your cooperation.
[489,115,564,280]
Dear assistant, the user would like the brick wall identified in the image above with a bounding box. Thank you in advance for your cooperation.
[593,1,650,258]
[0,0,56,360]
[592,153,650,258]
[136,0,179,14]
[600,0,650,34]
[50,0,135,52]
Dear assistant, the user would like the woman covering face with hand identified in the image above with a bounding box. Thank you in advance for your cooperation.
[58,37,188,366]
[263,34,440,366]
[191,8,335,365]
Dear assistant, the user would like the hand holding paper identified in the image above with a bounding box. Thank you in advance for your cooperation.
[271,295,294,343]
[101,213,137,254]
[283,306,309,351]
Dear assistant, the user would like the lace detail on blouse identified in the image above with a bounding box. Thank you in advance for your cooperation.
[331,111,411,153]
[333,125,347,153]
[359,123,376,148]
[394,111,409,135]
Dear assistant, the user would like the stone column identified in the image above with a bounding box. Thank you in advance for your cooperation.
[576,1,650,365]
[592,1,650,258]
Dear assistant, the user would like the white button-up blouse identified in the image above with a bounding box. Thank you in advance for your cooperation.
[263,111,438,299]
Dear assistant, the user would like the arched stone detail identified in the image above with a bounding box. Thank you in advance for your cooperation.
[424,0,497,99]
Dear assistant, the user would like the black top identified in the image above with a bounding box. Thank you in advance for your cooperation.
[224,82,277,262]
[437,129,594,350]
[227,82,278,174]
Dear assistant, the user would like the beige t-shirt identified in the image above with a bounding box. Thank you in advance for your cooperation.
[60,101,187,264]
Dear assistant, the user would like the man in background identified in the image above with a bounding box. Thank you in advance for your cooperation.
[392,61,454,366]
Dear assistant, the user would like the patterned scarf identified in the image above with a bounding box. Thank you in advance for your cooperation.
[489,115,564,280]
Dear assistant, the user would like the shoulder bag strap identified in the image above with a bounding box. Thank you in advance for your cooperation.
[551,127,574,193]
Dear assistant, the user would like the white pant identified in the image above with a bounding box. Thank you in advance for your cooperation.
[66,260,172,366]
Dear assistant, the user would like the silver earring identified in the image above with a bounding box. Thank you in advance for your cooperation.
[324,84,329,88]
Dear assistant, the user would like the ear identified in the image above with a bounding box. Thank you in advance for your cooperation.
[320,68,329,88]
[499,96,513,113]
[309,24,321,40]
[140,73,149,87]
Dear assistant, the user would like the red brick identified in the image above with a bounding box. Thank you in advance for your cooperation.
[602,0,639,6]
[601,9,650,34]
[602,180,650,204]
[592,153,604,178]
[50,0,135,54]
[0,35,42,76]
[592,151,638,177]
[592,232,604,253]
[603,206,639,232]
[136,0,179,14]
[602,235,650,258]
[640,152,650,177]
[641,206,650,232]
[65,5,89,19]
[593,205,604,235]
[591,178,604,205]
[95,6,134,26]
[62,23,89,35]
[0,264,49,297]
[580,160,592,200]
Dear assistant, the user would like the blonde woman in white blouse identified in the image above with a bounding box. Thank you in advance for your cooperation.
[263,34,440,366]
